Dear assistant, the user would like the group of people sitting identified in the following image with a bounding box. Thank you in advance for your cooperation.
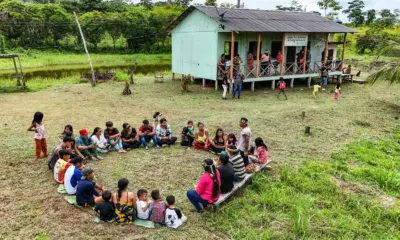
[47,115,269,226]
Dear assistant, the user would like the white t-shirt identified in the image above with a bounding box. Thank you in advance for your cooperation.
[238,126,252,151]
[136,200,151,220]
[64,166,79,194]
[165,208,184,228]
[91,134,107,148]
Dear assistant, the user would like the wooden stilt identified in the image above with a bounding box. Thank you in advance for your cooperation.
[341,33,347,71]
[251,82,255,92]
[256,32,261,77]
[202,78,205,88]
[272,80,276,90]
[215,80,218,90]
[290,78,294,88]
[280,33,286,76]
[172,72,175,80]
[307,77,311,88]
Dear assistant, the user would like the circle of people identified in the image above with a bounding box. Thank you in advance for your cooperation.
[29,112,269,228]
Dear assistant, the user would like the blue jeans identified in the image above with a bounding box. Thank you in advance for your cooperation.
[140,135,157,147]
[322,77,327,85]
[108,139,123,150]
[186,190,209,212]
[233,85,242,98]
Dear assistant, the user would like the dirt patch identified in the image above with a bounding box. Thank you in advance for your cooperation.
[376,195,399,209]
[330,176,380,196]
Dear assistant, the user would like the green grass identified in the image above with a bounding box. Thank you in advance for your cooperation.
[212,130,400,239]
[0,76,80,92]
[0,50,171,74]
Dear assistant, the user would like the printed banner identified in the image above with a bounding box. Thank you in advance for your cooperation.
[285,33,308,47]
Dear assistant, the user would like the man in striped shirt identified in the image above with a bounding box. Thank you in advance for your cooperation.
[227,145,246,181]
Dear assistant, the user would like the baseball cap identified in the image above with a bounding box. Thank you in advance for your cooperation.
[79,129,89,135]
[81,168,93,179]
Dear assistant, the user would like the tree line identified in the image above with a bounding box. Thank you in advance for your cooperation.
[0,0,190,52]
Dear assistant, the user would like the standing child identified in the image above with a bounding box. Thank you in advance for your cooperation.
[277,77,288,100]
[334,83,341,100]
[248,137,269,165]
[165,195,187,229]
[222,76,228,100]
[136,189,152,220]
[95,190,115,222]
[232,71,243,99]
[313,81,322,99]
[150,190,166,224]
[28,112,48,160]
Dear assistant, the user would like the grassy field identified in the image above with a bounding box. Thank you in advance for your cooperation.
[0,51,171,74]
[0,76,399,239]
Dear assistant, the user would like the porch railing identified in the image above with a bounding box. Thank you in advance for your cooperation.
[216,60,342,80]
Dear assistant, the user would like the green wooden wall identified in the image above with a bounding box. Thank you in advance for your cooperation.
[171,9,219,80]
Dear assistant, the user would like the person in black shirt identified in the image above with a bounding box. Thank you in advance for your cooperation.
[95,190,115,221]
[217,154,235,193]
[121,123,142,150]
[181,120,195,148]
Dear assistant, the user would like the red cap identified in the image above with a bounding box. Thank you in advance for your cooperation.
[79,129,89,135]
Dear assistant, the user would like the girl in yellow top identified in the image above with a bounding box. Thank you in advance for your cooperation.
[334,83,341,100]
[313,81,322,99]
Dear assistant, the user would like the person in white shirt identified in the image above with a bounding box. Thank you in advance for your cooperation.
[91,127,109,153]
[165,195,187,228]
[136,189,152,220]
[238,117,252,166]
[64,158,83,195]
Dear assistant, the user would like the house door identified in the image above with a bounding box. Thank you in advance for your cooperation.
[286,46,297,72]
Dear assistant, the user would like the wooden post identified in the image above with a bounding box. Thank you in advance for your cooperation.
[256,32,261,77]
[323,34,329,66]
[215,80,218,90]
[172,72,175,80]
[302,46,307,73]
[290,78,294,88]
[280,33,286,76]
[271,80,275,90]
[307,77,311,88]
[251,82,255,91]
[230,31,235,94]
[12,57,20,86]
[341,33,347,71]
[202,78,205,88]
[17,56,25,88]
[74,12,96,87]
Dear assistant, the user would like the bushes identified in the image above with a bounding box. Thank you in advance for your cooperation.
[355,29,391,53]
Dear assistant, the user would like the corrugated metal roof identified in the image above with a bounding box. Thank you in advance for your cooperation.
[168,6,356,33]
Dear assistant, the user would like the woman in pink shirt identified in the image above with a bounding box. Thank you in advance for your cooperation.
[186,159,221,213]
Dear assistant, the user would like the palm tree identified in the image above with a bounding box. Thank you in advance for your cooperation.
[367,40,400,85]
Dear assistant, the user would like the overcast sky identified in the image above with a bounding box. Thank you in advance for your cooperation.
[191,0,400,22]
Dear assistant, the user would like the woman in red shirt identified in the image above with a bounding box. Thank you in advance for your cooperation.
[186,159,221,213]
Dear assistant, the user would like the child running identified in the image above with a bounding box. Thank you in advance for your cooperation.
[27,111,48,160]
[313,81,322,99]
[165,195,187,229]
[277,77,288,100]
[248,137,269,164]
[334,83,341,100]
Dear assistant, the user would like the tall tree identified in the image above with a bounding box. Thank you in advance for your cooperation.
[205,0,217,6]
[104,12,124,50]
[79,11,106,50]
[170,0,193,7]
[365,9,376,26]
[276,0,303,11]
[343,0,365,26]
[375,9,399,27]
[317,0,342,17]
[139,0,153,10]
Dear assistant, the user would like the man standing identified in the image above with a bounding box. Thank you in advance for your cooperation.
[76,168,105,207]
[232,71,243,99]
[138,119,159,152]
[156,118,177,148]
[76,129,103,160]
[238,117,252,166]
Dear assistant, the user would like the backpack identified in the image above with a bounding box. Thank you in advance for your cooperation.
[279,81,286,90]
[115,192,135,223]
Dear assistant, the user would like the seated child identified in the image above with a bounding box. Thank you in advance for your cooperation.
[150,190,166,224]
[181,120,195,148]
[58,124,75,141]
[136,189,152,220]
[224,133,237,157]
[95,190,115,222]
[248,137,269,165]
[165,195,187,229]
[53,149,72,184]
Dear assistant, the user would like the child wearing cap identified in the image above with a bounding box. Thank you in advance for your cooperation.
[76,168,105,207]
[76,129,103,161]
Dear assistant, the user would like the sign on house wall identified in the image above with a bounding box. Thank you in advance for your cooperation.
[285,33,308,47]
